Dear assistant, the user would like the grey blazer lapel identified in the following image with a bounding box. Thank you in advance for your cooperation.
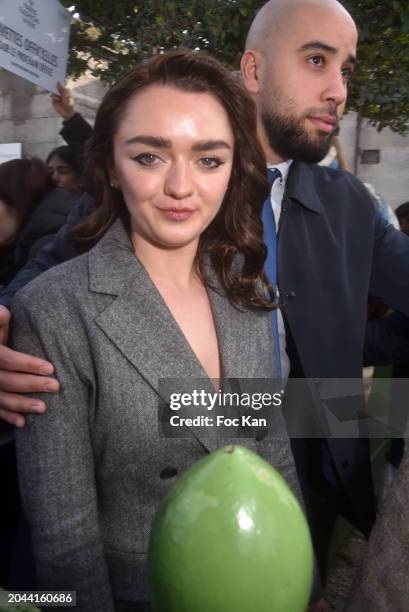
[87,220,276,452]
[88,220,208,387]
[86,221,216,451]
[206,272,274,380]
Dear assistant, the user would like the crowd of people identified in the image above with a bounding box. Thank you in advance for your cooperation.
[0,108,84,290]
[0,0,409,610]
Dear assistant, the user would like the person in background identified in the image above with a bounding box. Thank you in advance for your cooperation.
[0,152,83,279]
[320,132,400,229]
[50,81,93,156]
[363,182,399,230]
[319,133,349,170]
[0,195,18,249]
[0,158,53,287]
[46,145,82,194]
[44,82,93,196]
[395,201,409,236]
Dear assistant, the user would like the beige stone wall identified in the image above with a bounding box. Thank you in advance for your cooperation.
[339,111,409,211]
[0,68,106,161]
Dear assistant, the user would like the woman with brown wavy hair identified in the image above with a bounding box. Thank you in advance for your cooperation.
[12,50,302,610]
[72,49,272,311]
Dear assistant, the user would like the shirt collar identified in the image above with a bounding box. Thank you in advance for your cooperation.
[267,159,293,186]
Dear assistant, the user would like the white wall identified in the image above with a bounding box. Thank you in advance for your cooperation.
[339,111,409,210]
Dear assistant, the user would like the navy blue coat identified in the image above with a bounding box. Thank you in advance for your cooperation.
[278,162,409,378]
[278,162,409,536]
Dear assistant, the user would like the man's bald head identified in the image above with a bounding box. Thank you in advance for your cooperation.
[241,0,357,163]
[245,0,356,55]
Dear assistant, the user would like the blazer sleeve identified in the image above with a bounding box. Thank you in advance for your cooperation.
[11,291,114,612]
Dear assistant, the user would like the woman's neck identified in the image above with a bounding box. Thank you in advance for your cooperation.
[131,235,200,289]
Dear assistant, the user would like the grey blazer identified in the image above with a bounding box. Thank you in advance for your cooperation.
[12,220,303,611]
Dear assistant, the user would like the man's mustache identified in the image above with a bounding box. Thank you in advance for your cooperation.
[303,105,339,122]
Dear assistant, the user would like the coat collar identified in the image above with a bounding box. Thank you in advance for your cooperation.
[285,161,322,214]
[87,219,266,451]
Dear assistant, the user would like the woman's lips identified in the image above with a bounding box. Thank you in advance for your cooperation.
[157,207,195,221]
[307,115,337,133]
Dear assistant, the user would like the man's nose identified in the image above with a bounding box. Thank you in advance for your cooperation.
[164,162,194,199]
[322,69,348,109]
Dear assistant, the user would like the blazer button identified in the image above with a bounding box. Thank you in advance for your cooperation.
[341,461,349,469]
[160,467,178,479]
[285,291,296,300]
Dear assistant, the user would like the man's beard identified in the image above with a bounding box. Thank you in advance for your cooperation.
[261,102,336,164]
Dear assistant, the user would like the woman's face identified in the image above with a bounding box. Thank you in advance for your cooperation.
[0,199,18,246]
[110,84,235,253]
[47,155,80,192]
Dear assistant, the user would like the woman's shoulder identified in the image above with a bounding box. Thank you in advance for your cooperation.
[13,252,90,316]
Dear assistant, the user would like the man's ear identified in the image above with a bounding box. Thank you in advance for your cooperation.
[240,50,262,95]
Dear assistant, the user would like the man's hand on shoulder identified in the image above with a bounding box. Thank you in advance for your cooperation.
[0,305,60,427]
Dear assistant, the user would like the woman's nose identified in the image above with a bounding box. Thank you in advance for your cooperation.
[163,162,194,200]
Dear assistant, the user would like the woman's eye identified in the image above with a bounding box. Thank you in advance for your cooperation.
[133,153,161,166]
[199,157,224,169]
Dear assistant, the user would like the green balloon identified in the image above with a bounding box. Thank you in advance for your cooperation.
[148,445,313,612]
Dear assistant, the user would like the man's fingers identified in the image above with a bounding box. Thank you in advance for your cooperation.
[0,389,49,425]
[0,390,46,413]
[0,405,26,427]
[57,80,70,99]
[0,344,54,376]
[0,370,59,394]
[0,305,10,345]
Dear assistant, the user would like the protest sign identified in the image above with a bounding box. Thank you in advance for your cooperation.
[0,142,22,162]
[0,0,71,93]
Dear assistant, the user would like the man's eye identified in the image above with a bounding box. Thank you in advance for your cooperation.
[341,66,353,80]
[308,55,324,67]
[133,153,161,166]
[199,157,224,169]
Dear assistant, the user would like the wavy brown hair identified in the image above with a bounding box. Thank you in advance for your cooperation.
[71,49,274,311]
[0,157,53,230]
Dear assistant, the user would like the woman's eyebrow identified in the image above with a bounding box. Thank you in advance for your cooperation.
[191,140,232,152]
[125,135,171,147]
[124,135,232,151]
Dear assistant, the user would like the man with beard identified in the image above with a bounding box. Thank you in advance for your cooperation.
[239,0,409,591]
[1,0,409,595]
